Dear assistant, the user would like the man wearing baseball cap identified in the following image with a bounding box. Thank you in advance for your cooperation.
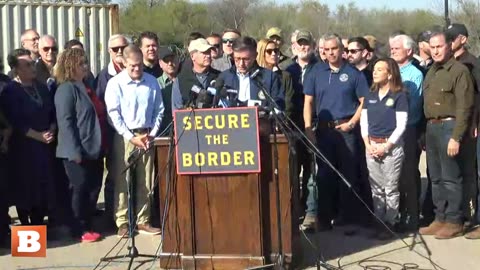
[171,38,220,110]
[157,47,177,134]
[446,23,480,239]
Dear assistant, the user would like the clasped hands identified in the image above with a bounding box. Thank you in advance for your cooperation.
[130,133,153,150]
[366,143,389,159]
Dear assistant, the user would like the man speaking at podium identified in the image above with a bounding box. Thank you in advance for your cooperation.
[218,36,285,110]
[171,38,220,110]
[105,44,164,238]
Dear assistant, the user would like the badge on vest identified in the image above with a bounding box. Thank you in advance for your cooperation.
[385,98,395,107]
[258,91,266,100]
[369,99,377,104]
[339,73,349,82]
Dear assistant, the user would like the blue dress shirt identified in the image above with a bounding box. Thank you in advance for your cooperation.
[104,70,164,140]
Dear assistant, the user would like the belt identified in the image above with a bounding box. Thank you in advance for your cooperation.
[317,118,350,129]
[427,117,455,124]
[131,128,151,134]
[369,136,389,143]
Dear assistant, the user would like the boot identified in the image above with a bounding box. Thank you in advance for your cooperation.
[464,226,480,239]
[435,223,463,239]
[419,220,445,235]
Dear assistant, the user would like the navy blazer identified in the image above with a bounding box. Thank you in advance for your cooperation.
[54,81,101,161]
[218,65,285,110]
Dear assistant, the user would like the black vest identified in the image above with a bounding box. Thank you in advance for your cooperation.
[177,67,220,107]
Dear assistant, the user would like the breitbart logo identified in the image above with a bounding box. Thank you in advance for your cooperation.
[11,226,46,257]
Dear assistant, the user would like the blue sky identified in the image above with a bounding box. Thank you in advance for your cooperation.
[282,0,433,10]
[118,0,438,11]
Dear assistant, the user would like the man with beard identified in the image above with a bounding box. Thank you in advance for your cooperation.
[285,30,319,230]
[347,37,373,86]
[138,31,162,78]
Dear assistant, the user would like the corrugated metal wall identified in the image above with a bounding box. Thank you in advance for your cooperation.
[0,2,119,75]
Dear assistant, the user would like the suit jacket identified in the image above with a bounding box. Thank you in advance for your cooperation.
[54,81,101,161]
[218,64,285,110]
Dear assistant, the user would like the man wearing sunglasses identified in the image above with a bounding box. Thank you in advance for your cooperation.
[94,34,129,228]
[207,33,223,64]
[211,29,241,72]
[347,37,373,86]
[36,35,58,85]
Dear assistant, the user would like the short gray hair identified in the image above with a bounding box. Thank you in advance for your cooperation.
[389,34,416,50]
[39,35,57,47]
[108,34,129,48]
[321,33,343,49]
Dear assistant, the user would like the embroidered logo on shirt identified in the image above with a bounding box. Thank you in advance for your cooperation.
[339,73,349,82]
[385,98,395,107]
[258,91,266,100]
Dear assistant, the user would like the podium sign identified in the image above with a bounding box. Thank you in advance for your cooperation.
[173,107,261,175]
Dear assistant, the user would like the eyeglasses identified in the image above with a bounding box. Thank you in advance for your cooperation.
[222,38,236,44]
[42,47,58,53]
[347,49,363,54]
[210,43,221,49]
[111,45,127,53]
[265,48,280,55]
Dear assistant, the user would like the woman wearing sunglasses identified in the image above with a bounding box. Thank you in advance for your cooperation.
[256,38,294,119]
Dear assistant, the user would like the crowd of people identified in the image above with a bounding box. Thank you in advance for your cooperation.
[0,21,479,247]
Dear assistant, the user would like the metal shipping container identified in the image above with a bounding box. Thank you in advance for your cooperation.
[0,1,119,75]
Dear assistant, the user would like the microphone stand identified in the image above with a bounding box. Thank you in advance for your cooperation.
[251,77,338,270]
[250,77,296,270]
[101,142,157,270]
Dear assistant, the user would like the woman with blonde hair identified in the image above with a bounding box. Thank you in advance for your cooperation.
[360,58,408,240]
[54,48,106,242]
[256,38,294,119]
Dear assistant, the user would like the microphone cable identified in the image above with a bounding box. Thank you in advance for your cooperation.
[248,79,445,270]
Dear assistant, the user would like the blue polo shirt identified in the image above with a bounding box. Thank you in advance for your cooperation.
[303,62,369,121]
[364,90,408,138]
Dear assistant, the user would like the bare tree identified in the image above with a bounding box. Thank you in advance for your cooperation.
[208,0,258,30]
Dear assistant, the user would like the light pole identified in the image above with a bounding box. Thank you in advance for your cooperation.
[445,0,451,27]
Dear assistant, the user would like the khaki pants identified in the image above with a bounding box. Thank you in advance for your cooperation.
[112,134,153,228]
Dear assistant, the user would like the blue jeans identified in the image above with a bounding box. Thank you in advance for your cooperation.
[426,120,463,224]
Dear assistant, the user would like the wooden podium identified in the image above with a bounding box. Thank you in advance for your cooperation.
[155,134,301,270]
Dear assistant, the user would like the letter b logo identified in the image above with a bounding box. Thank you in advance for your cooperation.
[11,226,46,257]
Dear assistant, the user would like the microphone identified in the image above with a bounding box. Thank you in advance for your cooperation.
[212,78,225,108]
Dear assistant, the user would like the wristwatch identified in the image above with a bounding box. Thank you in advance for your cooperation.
[348,122,355,130]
